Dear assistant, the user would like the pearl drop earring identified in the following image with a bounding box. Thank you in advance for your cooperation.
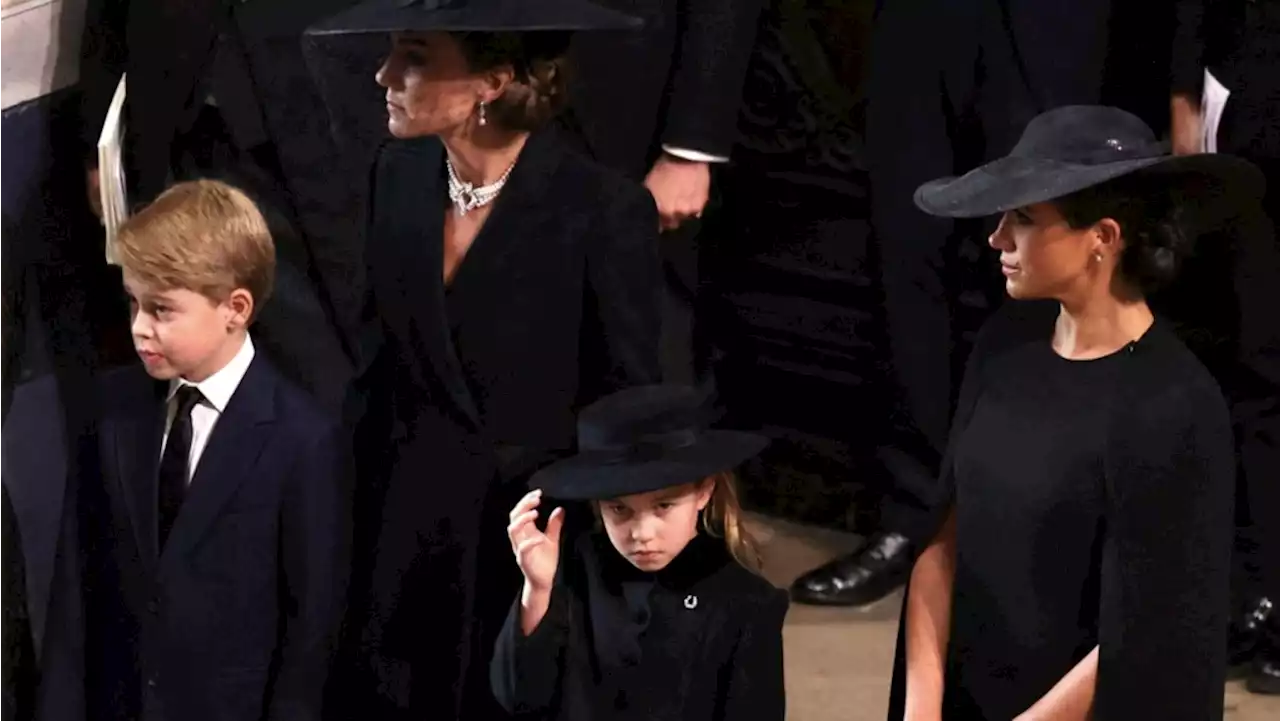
[478,101,487,126]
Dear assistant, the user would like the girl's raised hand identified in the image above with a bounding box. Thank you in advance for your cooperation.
[507,489,564,592]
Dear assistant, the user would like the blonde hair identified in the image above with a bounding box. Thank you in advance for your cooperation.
[115,180,275,318]
[701,471,762,573]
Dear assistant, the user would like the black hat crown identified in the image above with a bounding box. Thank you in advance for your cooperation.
[529,384,768,501]
[308,0,643,36]
[576,385,715,461]
[1009,106,1165,165]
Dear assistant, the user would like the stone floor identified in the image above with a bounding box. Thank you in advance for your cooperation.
[748,515,1280,721]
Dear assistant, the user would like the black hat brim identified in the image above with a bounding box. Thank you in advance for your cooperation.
[914,152,1263,219]
[529,430,769,501]
[307,0,643,36]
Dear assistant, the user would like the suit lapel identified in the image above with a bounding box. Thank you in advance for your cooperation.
[157,357,276,579]
[112,376,170,574]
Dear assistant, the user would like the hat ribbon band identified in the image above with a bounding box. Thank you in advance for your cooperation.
[595,428,699,466]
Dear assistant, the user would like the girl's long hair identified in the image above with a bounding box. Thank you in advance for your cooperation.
[701,470,762,574]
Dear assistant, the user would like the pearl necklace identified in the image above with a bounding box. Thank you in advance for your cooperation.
[446,158,514,216]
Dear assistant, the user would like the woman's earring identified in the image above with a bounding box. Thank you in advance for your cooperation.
[1093,252,1104,263]
[478,101,488,127]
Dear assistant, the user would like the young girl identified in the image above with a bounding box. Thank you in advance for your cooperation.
[490,384,788,720]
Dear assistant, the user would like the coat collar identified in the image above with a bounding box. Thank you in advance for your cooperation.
[374,127,566,430]
[580,531,731,675]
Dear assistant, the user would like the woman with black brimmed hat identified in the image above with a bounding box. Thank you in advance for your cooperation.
[491,383,788,720]
[303,2,664,719]
[888,106,1263,721]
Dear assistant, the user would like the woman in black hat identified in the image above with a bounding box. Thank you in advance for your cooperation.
[490,384,788,720]
[305,1,663,719]
[888,106,1263,721]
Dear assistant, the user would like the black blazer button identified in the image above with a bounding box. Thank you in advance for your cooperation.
[147,599,159,614]
[147,677,157,688]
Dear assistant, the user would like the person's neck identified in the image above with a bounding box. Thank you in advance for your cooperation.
[183,331,248,384]
[1053,292,1153,360]
[441,126,530,187]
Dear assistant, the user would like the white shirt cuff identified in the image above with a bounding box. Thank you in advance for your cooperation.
[662,145,729,163]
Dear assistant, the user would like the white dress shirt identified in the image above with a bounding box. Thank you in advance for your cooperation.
[159,336,256,483]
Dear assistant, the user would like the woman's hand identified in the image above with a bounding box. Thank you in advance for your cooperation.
[508,490,564,593]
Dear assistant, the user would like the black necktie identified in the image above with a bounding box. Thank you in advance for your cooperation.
[158,386,203,549]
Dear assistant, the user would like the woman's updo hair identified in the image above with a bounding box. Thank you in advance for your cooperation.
[1054,172,1194,295]
[454,31,571,132]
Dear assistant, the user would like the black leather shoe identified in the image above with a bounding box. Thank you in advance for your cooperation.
[1230,597,1274,669]
[1247,652,1280,695]
[789,532,914,607]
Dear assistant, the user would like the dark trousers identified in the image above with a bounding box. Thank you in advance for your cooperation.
[1221,155,1280,607]
[1151,153,1280,609]
[167,106,353,413]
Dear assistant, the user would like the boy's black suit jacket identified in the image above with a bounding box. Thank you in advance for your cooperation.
[82,353,351,721]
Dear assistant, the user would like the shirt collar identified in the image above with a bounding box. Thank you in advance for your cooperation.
[167,336,256,413]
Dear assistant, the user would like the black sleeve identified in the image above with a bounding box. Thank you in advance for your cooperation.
[1094,373,1235,720]
[903,302,1053,547]
[79,0,131,163]
[658,0,766,158]
[344,145,395,487]
[718,589,788,721]
[580,181,662,401]
[1170,0,1206,98]
[490,586,571,716]
[269,421,353,721]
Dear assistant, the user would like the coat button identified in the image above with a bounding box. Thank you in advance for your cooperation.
[147,678,157,688]
[147,599,159,614]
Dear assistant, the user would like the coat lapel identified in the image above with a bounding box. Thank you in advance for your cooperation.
[111,376,169,574]
[157,357,276,579]
[376,130,563,431]
[446,129,563,299]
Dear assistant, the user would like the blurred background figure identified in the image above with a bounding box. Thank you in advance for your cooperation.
[2,213,38,721]
[563,0,766,384]
[1169,0,1280,695]
[78,0,364,411]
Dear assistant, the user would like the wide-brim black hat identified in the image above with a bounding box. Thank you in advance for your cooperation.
[308,0,642,36]
[529,384,769,501]
[914,105,1263,219]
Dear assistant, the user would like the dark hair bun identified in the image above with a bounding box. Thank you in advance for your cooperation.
[491,55,568,131]
[1057,174,1195,295]
[1120,208,1191,294]
[455,31,571,132]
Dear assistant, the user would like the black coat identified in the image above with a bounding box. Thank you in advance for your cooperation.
[337,128,662,720]
[83,357,351,721]
[491,531,788,721]
[887,302,1235,720]
[78,0,365,403]
[565,0,765,177]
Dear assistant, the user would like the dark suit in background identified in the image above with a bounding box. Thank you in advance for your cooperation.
[78,0,363,411]
[1170,0,1280,690]
[82,357,350,721]
[563,0,764,383]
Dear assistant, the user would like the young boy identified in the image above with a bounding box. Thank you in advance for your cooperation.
[83,180,350,721]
